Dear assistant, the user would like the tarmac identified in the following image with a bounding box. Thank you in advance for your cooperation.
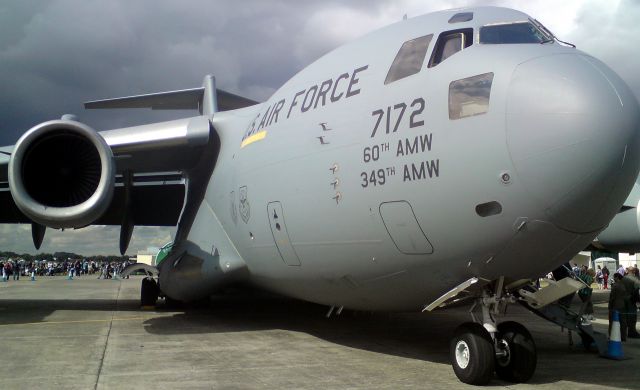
[0,276,638,390]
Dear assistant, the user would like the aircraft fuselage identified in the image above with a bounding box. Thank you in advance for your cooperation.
[159,8,640,311]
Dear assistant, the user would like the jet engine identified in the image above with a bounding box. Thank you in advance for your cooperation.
[8,120,115,229]
[596,199,640,253]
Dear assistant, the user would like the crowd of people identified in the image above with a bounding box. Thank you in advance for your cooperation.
[546,262,639,340]
[608,265,640,341]
[0,259,132,281]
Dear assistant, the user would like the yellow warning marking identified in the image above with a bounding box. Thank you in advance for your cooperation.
[241,130,267,148]
[0,317,144,327]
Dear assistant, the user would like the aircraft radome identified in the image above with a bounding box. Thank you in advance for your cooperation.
[1,6,639,386]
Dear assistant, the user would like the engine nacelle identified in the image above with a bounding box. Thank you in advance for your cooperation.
[8,120,115,229]
[597,196,640,253]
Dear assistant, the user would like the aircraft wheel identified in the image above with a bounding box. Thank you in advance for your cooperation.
[141,277,159,306]
[450,323,495,385]
[495,321,537,383]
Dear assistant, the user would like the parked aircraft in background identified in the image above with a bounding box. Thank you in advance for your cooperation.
[1,7,639,385]
[593,176,640,253]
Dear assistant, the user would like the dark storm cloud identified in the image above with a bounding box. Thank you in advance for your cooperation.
[0,0,399,254]
[2,0,638,142]
[0,0,394,140]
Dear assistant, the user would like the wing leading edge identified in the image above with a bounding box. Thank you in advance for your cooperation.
[0,74,242,253]
[84,75,257,114]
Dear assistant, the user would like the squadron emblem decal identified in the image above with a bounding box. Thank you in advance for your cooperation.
[239,186,251,224]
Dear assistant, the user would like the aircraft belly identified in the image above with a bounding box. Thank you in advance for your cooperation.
[244,221,596,311]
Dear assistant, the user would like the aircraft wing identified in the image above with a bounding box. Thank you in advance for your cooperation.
[0,173,186,226]
[0,75,254,253]
[0,115,210,226]
[85,87,257,111]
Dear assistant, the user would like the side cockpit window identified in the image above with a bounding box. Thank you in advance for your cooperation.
[480,22,551,44]
[449,72,494,120]
[385,34,433,84]
[428,28,473,68]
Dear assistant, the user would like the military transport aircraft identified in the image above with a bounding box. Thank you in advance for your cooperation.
[1,6,639,385]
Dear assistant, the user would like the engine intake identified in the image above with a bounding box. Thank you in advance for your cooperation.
[8,120,115,228]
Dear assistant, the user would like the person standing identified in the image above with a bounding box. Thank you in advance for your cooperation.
[579,268,595,322]
[610,273,629,341]
[623,267,640,338]
[603,265,610,290]
[1,261,6,282]
[4,262,11,282]
[596,265,603,290]
[617,264,626,277]
[572,263,581,275]
[12,261,19,281]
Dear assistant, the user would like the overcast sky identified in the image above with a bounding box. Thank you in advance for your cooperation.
[0,0,638,256]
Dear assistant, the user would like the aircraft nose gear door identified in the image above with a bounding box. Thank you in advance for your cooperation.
[267,202,301,266]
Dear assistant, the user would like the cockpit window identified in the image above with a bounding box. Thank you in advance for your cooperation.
[385,34,433,84]
[480,22,550,44]
[428,29,473,68]
[449,73,494,120]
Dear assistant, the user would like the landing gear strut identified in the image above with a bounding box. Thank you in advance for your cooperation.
[141,277,159,307]
[449,281,537,385]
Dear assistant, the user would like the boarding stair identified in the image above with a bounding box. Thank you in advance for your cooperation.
[516,275,609,356]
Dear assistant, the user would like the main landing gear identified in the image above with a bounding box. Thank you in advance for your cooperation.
[140,276,159,307]
[449,282,537,385]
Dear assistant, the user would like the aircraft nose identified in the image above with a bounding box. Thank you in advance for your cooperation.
[506,53,640,233]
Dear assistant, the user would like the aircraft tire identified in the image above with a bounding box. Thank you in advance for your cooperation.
[495,321,537,383]
[141,277,159,306]
[450,322,495,385]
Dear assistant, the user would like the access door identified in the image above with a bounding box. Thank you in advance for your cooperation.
[379,201,434,255]
[267,202,301,266]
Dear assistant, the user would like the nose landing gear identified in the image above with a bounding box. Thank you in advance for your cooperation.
[450,323,495,385]
[449,281,537,385]
[141,276,159,307]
